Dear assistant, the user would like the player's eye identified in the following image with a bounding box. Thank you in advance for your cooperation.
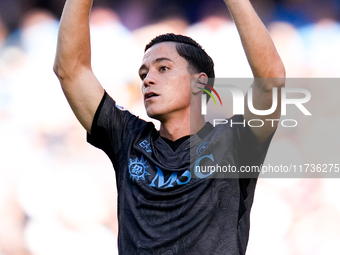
[140,73,147,80]
[159,66,169,72]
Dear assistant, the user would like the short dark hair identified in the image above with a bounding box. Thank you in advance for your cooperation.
[145,33,215,92]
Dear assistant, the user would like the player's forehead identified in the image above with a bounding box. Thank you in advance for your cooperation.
[141,42,182,66]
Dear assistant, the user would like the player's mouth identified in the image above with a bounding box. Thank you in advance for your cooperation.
[144,92,159,101]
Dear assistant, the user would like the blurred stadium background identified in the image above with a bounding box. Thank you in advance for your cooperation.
[1,0,340,254]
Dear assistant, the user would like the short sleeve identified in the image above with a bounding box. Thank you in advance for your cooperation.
[86,92,138,161]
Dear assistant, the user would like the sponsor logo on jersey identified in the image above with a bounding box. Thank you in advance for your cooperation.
[149,167,191,188]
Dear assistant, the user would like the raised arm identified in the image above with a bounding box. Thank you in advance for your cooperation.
[224,0,286,143]
[53,0,104,134]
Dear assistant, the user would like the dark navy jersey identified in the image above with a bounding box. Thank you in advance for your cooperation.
[87,92,273,255]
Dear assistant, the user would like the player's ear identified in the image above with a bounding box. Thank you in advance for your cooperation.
[192,72,208,94]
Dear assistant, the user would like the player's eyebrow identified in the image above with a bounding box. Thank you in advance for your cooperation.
[139,57,174,74]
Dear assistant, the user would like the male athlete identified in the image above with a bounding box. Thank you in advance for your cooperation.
[54,0,285,254]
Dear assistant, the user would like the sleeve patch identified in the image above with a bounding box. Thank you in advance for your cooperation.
[115,104,128,111]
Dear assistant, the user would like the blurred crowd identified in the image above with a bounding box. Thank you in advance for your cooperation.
[1,0,340,254]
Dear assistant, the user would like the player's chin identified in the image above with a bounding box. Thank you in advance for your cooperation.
[147,113,163,122]
[145,107,163,121]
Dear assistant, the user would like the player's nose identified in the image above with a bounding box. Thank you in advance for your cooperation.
[143,70,156,88]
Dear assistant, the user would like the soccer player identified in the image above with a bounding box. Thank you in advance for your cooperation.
[54,0,285,254]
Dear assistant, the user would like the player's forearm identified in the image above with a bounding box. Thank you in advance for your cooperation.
[224,0,285,83]
[54,0,93,81]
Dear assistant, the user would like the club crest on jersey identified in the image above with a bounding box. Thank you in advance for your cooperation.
[128,156,151,182]
[196,141,210,156]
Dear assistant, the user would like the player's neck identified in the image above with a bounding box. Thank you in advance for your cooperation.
[159,114,205,141]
